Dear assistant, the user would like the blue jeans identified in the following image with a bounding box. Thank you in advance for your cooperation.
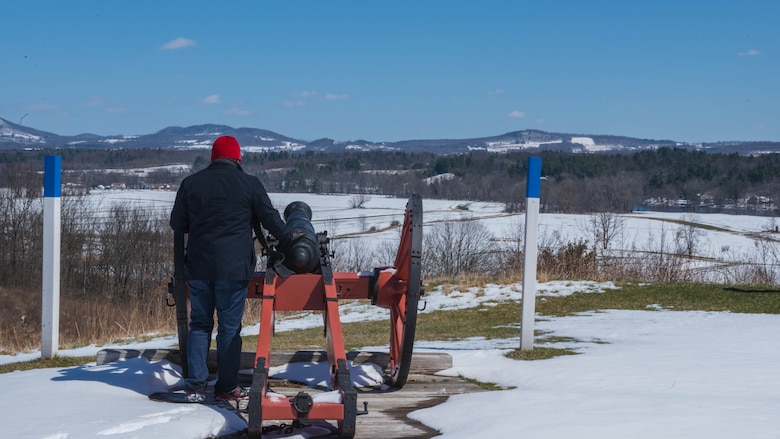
[185,279,248,394]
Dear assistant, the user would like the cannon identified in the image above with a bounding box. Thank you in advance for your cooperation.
[169,194,423,438]
[280,201,320,274]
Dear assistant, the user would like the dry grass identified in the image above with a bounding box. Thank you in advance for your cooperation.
[0,356,94,374]
[7,279,779,357]
[0,286,176,355]
[425,273,523,291]
[4,280,780,373]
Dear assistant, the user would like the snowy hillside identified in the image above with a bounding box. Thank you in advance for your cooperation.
[0,117,698,153]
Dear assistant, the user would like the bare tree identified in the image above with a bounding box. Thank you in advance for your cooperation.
[588,212,625,251]
[745,236,780,284]
[675,214,703,257]
[494,219,525,273]
[423,218,496,278]
[0,164,43,289]
[331,237,376,272]
[644,222,687,282]
[348,194,372,209]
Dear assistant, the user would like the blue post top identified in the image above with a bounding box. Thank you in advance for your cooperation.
[526,156,541,198]
[44,155,62,197]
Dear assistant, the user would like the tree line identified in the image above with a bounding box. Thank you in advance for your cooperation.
[3,147,780,215]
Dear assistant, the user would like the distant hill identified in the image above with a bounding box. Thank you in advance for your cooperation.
[2,117,778,155]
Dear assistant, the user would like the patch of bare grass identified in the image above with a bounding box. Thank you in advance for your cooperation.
[460,375,516,391]
[537,282,780,316]
[246,281,780,364]
[505,346,579,361]
[243,301,523,352]
[0,356,94,374]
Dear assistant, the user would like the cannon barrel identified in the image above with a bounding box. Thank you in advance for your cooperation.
[282,201,320,274]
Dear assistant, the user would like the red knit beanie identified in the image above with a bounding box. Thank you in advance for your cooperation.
[211,136,242,162]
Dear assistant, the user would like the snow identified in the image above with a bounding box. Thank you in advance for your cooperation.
[411,310,780,438]
[570,136,594,146]
[242,142,307,153]
[422,172,456,185]
[2,191,780,437]
[86,164,191,177]
[69,189,774,268]
[571,136,614,152]
[3,280,779,438]
[481,139,563,152]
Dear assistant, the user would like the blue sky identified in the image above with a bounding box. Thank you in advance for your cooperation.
[2,1,777,143]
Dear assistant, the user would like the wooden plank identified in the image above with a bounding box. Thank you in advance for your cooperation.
[350,373,486,439]
[216,373,485,439]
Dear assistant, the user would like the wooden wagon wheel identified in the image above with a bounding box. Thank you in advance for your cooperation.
[386,194,423,389]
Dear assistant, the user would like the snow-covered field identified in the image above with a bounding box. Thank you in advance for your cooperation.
[2,191,779,438]
[79,189,779,281]
[75,189,776,256]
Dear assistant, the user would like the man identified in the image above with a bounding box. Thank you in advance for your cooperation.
[170,135,294,402]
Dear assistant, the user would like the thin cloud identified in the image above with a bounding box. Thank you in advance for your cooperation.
[325,93,349,100]
[296,91,317,97]
[226,108,250,116]
[203,94,221,104]
[739,49,761,56]
[283,100,308,107]
[487,89,505,95]
[83,96,124,113]
[25,103,57,111]
[161,37,197,50]
[508,110,526,119]
[84,96,105,108]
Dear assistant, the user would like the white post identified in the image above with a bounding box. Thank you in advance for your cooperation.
[42,155,62,359]
[520,157,541,351]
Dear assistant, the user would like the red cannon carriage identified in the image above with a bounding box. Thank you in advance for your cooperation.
[169,194,423,438]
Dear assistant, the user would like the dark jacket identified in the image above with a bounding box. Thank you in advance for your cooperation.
[170,159,291,280]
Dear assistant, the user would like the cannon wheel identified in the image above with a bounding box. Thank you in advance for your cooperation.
[387,194,423,389]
